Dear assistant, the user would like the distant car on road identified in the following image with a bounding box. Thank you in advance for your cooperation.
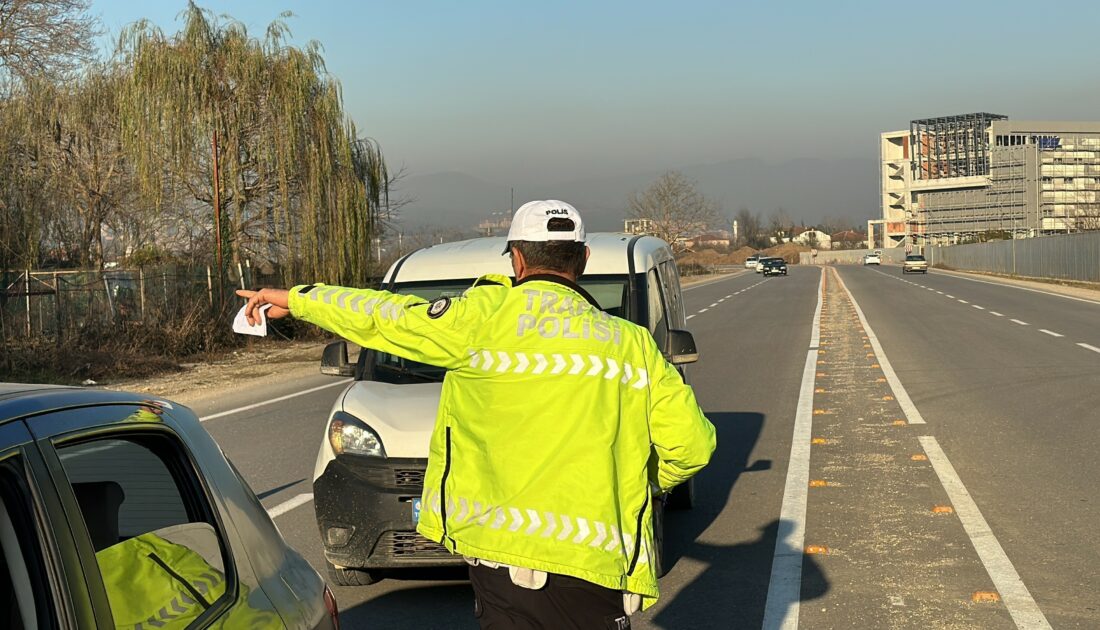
[902,254,928,274]
[762,257,788,276]
[863,253,881,265]
[745,254,760,269]
[313,233,700,586]
[0,384,337,629]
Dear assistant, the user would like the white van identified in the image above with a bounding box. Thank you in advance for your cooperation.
[312,233,699,585]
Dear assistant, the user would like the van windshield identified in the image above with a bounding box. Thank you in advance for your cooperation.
[367,275,631,384]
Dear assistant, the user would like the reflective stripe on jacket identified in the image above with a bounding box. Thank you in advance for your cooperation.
[290,274,716,608]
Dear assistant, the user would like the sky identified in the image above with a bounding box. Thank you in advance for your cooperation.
[91,1,1100,211]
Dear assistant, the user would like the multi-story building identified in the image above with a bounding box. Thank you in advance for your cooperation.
[879,113,1100,247]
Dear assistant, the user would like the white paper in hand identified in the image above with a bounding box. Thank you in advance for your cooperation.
[233,303,273,337]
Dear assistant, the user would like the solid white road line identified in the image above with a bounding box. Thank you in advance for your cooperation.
[762,267,824,630]
[1077,343,1100,353]
[990,311,1004,317]
[930,269,1100,306]
[832,269,925,424]
[1010,319,1029,326]
[918,437,1052,629]
[972,305,985,310]
[200,379,352,422]
[267,493,314,519]
[1039,329,1063,337]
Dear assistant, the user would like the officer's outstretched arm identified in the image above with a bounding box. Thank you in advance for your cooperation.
[646,345,716,493]
[288,284,471,369]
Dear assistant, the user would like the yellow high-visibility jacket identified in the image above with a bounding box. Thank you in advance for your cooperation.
[290,274,715,607]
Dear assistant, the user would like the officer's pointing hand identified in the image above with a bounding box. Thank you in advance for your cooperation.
[236,289,291,325]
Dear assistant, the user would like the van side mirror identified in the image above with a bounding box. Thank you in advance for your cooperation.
[666,329,699,365]
[321,341,354,377]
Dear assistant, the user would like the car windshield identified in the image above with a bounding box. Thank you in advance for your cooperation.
[368,275,631,384]
[906,255,925,261]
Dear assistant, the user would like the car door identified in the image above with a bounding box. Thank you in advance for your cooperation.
[25,403,285,629]
[0,420,78,629]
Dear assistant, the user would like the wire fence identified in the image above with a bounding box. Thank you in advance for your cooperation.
[0,263,280,344]
[931,232,1100,283]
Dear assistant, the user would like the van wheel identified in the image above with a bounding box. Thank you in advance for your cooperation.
[666,478,695,510]
[326,559,381,586]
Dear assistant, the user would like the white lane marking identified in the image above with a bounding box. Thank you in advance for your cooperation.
[200,379,352,422]
[686,314,696,320]
[683,270,750,292]
[709,303,719,308]
[762,267,825,630]
[972,305,985,310]
[1010,319,1029,326]
[832,269,925,424]
[1039,329,1063,338]
[957,299,969,304]
[725,294,733,298]
[930,269,1100,306]
[718,298,726,303]
[1077,343,1100,353]
[946,294,955,299]
[990,311,1004,317]
[698,308,709,313]
[267,493,314,519]
[918,437,1052,629]
[936,291,944,295]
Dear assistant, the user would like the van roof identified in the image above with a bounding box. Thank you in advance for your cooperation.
[384,233,675,284]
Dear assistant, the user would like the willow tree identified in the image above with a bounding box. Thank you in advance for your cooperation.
[117,2,387,288]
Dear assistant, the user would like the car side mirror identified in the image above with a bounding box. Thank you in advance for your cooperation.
[321,341,354,377]
[666,329,699,365]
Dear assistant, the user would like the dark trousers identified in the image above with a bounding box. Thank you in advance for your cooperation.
[468,563,631,630]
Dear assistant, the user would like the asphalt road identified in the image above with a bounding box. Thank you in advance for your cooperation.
[191,264,1100,629]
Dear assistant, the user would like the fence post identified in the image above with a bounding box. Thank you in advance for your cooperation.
[139,267,146,321]
[24,270,31,337]
[53,273,61,344]
[103,274,116,322]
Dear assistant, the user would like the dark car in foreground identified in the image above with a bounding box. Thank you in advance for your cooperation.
[761,257,788,276]
[0,383,337,629]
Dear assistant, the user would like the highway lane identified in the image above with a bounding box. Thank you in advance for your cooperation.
[193,267,826,628]
[838,264,1100,628]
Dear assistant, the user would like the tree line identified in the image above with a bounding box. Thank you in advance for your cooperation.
[0,1,390,289]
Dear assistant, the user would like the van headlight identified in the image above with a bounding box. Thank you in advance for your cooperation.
[329,411,386,457]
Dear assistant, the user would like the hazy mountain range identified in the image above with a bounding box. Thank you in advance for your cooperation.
[389,157,878,234]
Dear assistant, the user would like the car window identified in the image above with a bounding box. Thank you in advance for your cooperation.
[56,429,232,629]
[646,269,669,350]
[0,450,56,630]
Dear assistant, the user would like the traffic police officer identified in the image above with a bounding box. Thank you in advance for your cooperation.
[238,200,716,629]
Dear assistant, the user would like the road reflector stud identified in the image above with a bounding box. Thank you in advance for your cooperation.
[866,353,875,358]
[876,377,887,383]
[817,360,826,365]
[911,454,928,461]
[883,395,895,401]
[813,409,831,415]
[804,545,829,555]
[892,420,907,426]
[817,372,827,377]
[809,479,828,487]
[971,591,1000,603]
[815,388,826,393]
[871,363,880,368]
[932,505,954,514]
[811,437,829,445]
[863,344,871,348]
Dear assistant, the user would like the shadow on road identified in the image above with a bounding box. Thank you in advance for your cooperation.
[651,411,828,627]
[257,477,306,499]
[337,569,476,629]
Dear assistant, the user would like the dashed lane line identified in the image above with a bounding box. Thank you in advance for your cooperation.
[698,308,709,313]
[1077,343,1100,354]
[929,269,1100,307]
[761,267,825,630]
[267,493,314,519]
[946,294,955,299]
[709,303,719,308]
[919,437,1052,629]
[1039,329,1063,338]
[686,314,696,320]
[957,299,969,304]
[682,270,750,291]
[1010,319,1029,326]
[199,379,352,422]
[990,311,1004,317]
[972,305,985,310]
